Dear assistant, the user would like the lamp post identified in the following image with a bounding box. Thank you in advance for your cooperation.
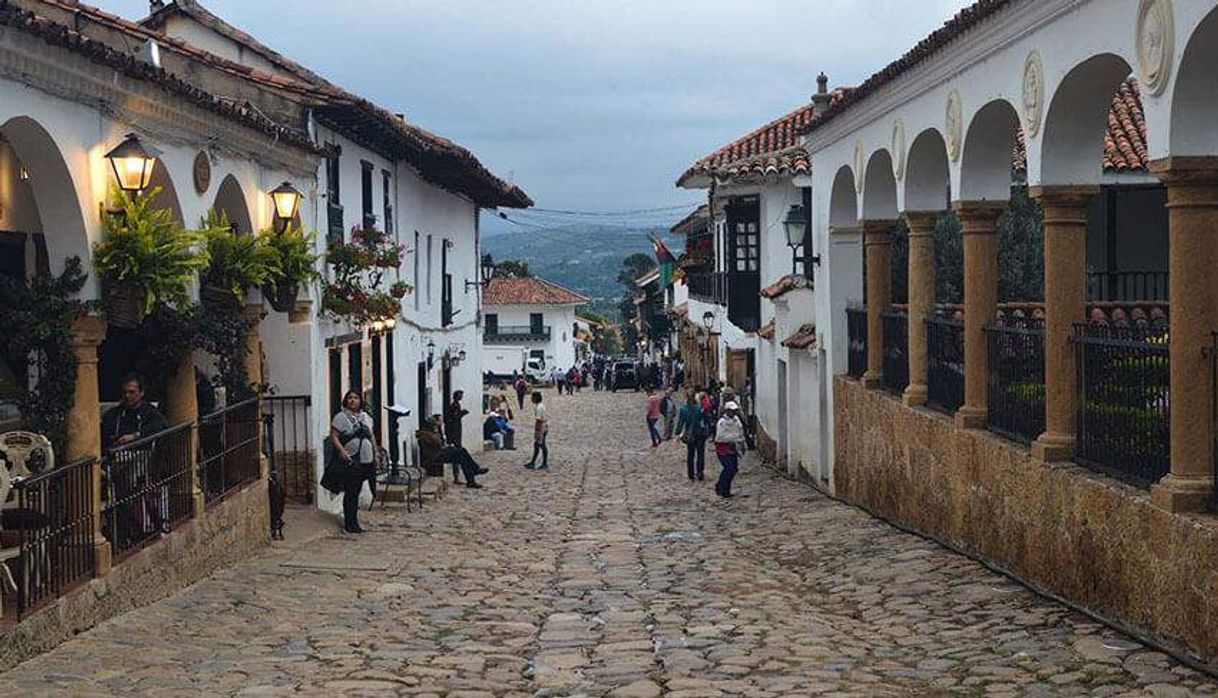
[466,254,496,291]
[270,181,303,233]
[104,133,159,194]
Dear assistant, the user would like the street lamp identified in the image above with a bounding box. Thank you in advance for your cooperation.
[270,181,303,231]
[467,253,496,291]
[783,204,807,275]
[104,133,160,194]
[702,310,715,331]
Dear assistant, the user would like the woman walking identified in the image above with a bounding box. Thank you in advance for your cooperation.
[713,401,747,498]
[675,390,709,481]
[645,387,663,448]
[330,390,376,533]
[661,388,677,441]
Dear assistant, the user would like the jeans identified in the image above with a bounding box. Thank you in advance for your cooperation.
[686,437,706,479]
[530,430,549,467]
[490,432,504,450]
[715,451,738,496]
[438,445,481,484]
[342,468,365,530]
[646,417,661,446]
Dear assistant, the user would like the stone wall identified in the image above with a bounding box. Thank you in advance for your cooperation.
[0,479,270,671]
[833,376,1218,665]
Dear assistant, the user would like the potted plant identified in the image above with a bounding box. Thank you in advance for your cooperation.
[320,224,411,325]
[199,209,279,309]
[260,224,320,313]
[93,187,207,327]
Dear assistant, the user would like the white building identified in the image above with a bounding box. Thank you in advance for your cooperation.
[482,277,588,377]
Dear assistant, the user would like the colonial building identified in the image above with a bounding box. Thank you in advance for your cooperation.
[481,276,588,377]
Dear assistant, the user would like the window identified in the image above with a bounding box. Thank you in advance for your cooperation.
[413,231,421,311]
[798,187,815,280]
[382,170,394,236]
[441,239,453,327]
[425,235,433,305]
[484,313,499,334]
[360,161,375,229]
[530,313,544,335]
[347,342,363,395]
[325,145,343,245]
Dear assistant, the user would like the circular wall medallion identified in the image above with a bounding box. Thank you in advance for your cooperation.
[192,151,211,194]
[854,139,865,194]
[1136,0,1174,96]
[1022,51,1045,138]
[945,90,963,162]
[891,119,906,180]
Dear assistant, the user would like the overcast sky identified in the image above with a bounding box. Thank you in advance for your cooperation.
[104,1,972,228]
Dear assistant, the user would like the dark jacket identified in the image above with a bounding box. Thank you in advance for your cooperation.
[102,401,168,450]
[443,400,468,445]
[483,417,503,440]
[416,427,446,466]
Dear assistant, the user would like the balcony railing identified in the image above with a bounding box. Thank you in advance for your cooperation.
[9,457,96,619]
[687,271,727,305]
[263,395,313,504]
[926,315,965,414]
[985,317,1046,444]
[882,311,909,395]
[102,422,195,560]
[1073,323,1170,487]
[846,307,867,379]
[485,325,551,342]
[1086,270,1168,302]
[199,398,262,505]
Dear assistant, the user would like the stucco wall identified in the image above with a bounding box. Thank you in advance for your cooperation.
[834,376,1218,664]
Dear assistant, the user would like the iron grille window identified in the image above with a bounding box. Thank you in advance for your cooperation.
[382,170,394,235]
[984,317,1046,444]
[361,161,376,230]
[441,239,453,326]
[325,147,343,245]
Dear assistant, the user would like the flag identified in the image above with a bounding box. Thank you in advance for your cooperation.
[652,235,676,288]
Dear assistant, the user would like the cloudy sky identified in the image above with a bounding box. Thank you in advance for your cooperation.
[104,1,972,229]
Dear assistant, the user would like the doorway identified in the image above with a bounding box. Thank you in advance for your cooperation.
[777,359,788,470]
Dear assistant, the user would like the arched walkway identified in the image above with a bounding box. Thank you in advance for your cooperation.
[1040,54,1135,184]
[829,165,858,229]
[904,129,950,212]
[213,174,254,234]
[959,100,1021,203]
[1171,6,1218,155]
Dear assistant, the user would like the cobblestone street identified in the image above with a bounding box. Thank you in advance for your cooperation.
[2,389,1216,697]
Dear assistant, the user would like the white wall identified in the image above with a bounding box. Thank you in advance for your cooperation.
[483,303,581,371]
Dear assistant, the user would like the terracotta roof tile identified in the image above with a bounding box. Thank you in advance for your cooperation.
[670,204,710,236]
[760,274,812,300]
[484,277,589,307]
[780,324,818,349]
[757,319,776,341]
[1010,78,1147,173]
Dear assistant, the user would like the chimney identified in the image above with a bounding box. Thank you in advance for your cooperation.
[811,72,832,116]
[150,0,166,11]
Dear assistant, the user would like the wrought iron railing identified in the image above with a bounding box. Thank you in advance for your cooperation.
[484,325,552,342]
[985,318,1046,444]
[263,395,313,504]
[846,306,867,379]
[1073,323,1170,487]
[926,315,965,414]
[8,457,96,619]
[198,398,262,505]
[102,422,195,559]
[1086,270,1168,302]
[882,311,909,395]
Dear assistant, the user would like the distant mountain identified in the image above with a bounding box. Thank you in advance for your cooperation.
[482,224,684,318]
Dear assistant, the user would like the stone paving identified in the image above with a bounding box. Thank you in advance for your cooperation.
[2,389,1217,696]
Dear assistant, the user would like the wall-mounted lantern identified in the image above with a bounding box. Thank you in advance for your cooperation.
[270,181,303,232]
[104,133,159,194]
[467,253,496,292]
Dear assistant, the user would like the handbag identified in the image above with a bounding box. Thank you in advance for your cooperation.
[320,444,347,494]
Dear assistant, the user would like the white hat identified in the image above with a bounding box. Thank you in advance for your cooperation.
[724,401,740,411]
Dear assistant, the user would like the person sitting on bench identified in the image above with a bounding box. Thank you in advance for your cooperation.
[417,416,488,489]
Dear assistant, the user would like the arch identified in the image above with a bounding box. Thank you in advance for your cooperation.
[1171,6,1218,155]
[212,174,254,234]
[829,165,858,229]
[958,99,1021,202]
[904,128,950,212]
[1041,54,1135,184]
[862,149,898,219]
[145,158,184,225]
[0,117,89,284]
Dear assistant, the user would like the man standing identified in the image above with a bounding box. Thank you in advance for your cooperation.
[102,373,169,449]
[514,375,529,411]
[525,391,549,470]
[101,373,170,543]
[443,390,469,448]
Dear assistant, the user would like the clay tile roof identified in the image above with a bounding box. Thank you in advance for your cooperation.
[483,277,589,307]
[670,204,710,236]
[677,90,850,188]
[760,274,812,300]
[1010,77,1148,173]
[780,324,818,349]
[757,319,776,341]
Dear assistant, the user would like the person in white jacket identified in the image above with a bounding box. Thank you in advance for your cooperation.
[713,401,747,497]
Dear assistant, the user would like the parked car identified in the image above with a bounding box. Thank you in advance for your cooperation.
[610,361,639,392]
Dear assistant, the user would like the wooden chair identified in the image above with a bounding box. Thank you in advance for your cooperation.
[0,461,20,617]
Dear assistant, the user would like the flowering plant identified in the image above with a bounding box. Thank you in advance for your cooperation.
[321,225,411,325]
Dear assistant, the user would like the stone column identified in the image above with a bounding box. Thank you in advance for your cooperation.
[953,202,1004,430]
[861,219,896,389]
[67,314,111,577]
[1150,158,1218,512]
[165,351,205,517]
[242,304,270,478]
[902,212,939,407]
[1031,186,1095,463]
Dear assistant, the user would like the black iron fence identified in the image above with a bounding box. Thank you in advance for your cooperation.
[1073,323,1170,487]
[926,315,965,414]
[199,398,262,505]
[102,422,195,559]
[1086,270,1168,302]
[985,318,1046,444]
[882,311,909,395]
[263,395,313,504]
[8,457,96,619]
[846,307,867,379]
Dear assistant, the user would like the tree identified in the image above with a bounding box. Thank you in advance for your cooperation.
[494,259,532,278]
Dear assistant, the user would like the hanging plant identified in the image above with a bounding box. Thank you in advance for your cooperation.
[92,187,207,327]
[260,223,320,312]
[199,209,279,309]
[0,257,90,454]
[321,224,410,325]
